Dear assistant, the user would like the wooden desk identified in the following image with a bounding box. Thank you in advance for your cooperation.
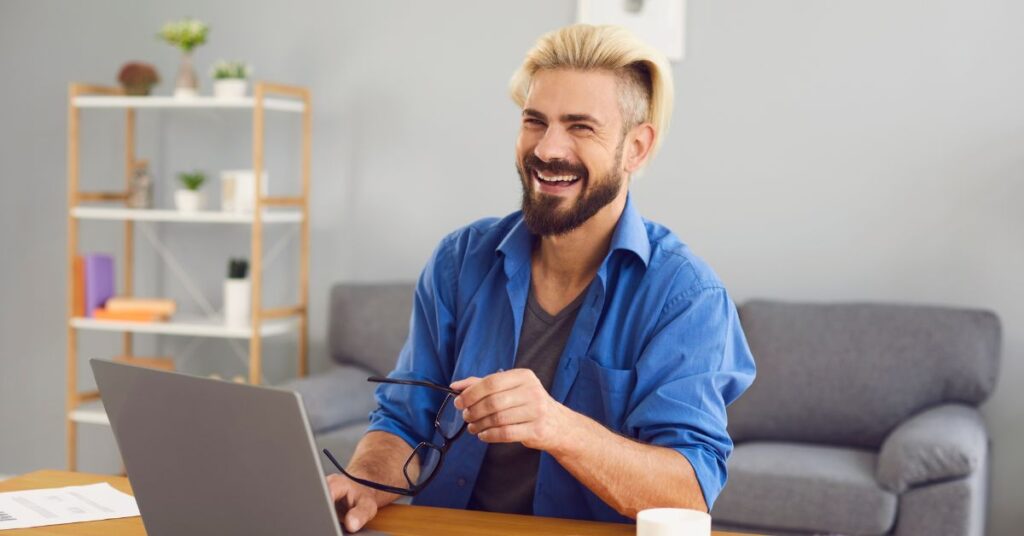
[0,470,751,535]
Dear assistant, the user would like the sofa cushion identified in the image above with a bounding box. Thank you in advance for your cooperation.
[712,442,897,535]
[876,404,988,493]
[729,301,1000,448]
[328,283,414,375]
[282,365,378,434]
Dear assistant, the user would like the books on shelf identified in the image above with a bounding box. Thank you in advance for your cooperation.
[83,254,114,317]
[106,297,176,316]
[93,297,177,323]
[92,309,169,322]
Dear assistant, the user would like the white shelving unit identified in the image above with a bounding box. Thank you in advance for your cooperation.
[68,401,109,426]
[73,95,305,112]
[70,315,298,339]
[72,207,303,224]
[66,81,312,471]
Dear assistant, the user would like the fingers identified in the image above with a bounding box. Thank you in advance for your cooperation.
[343,494,378,533]
[325,473,352,503]
[326,473,379,532]
[454,369,535,410]
[449,375,481,392]
[466,404,535,435]
[461,388,530,423]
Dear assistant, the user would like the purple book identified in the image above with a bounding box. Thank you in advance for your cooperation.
[84,254,115,318]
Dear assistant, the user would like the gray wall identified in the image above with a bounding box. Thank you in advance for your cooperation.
[1,0,1021,533]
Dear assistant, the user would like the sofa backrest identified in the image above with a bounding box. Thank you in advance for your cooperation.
[728,300,1001,449]
[328,283,415,376]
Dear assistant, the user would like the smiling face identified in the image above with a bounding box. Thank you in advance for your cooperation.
[515,68,633,237]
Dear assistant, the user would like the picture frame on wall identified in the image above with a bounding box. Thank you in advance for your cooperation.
[577,0,686,61]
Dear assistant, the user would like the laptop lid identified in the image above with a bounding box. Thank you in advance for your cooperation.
[91,359,344,536]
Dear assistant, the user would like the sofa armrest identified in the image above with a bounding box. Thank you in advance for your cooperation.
[281,365,379,434]
[877,404,987,493]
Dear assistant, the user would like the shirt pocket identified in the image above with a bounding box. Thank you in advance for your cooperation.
[568,355,636,431]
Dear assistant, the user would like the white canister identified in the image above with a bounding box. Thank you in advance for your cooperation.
[220,170,269,213]
[223,279,251,327]
[636,508,711,536]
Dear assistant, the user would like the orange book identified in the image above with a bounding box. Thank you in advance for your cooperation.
[73,256,85,317]
[93,308,168,323]
[105,297,176,316]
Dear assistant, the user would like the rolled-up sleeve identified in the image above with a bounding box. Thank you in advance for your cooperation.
[367,236,458,450]
[623,286,756,509]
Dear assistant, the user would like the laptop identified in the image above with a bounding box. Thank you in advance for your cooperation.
[92,359,385,536]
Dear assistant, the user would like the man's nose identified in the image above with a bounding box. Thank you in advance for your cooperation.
[533,126,573,162]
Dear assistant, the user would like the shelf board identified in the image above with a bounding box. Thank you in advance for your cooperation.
[72,95,304,113]
[70,315,297,339]
[69,400,109,426]
[72,206,302,224]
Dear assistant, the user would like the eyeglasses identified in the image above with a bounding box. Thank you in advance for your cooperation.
[322,375,467,496]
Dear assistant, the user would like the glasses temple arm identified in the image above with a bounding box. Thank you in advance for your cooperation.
[321,449,415,497]
[366,375,459,395]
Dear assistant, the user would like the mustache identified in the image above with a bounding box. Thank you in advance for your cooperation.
[522,154,588,180]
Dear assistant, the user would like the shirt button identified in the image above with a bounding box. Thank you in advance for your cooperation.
[456,478,466,487]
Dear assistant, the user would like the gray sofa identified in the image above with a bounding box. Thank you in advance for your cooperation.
[288,284,1001,535]
[713,301,1000,536]
[285,284,414,465]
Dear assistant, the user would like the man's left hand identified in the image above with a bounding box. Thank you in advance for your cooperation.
[451,369,573,452]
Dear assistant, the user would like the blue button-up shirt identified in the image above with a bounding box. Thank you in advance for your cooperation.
[368,195,756,522]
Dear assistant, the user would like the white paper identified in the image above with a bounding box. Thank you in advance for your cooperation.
[0,482,140,530]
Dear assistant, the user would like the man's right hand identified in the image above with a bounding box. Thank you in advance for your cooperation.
[325,431,416,532]
[326,473,380,533]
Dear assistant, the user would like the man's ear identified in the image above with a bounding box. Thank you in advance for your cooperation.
[624,123,656,173]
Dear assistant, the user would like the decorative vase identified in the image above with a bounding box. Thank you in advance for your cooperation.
[174,189,203,212]
[223,278,251,327]
[174,52,198,98]
[213,79,247,99]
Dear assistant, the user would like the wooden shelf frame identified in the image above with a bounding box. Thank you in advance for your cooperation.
[66,82,312,471]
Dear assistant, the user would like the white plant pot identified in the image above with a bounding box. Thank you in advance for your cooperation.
[213,79,248,99]
[174,189,203,212]
[223,279,251,327]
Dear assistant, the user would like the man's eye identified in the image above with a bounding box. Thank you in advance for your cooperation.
[570,124,593,132]
[524,118,545,126]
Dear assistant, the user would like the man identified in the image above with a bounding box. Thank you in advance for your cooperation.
[327,24,756,532]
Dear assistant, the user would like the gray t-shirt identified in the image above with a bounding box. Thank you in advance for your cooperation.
[467,285,588,514]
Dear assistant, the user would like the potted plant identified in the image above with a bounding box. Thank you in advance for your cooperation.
[175,171,206,212]
[211,60,251,99]
[158,18,209,98]
[117,62,160,96]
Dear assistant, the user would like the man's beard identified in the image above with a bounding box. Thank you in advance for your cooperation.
[517,143,624,237]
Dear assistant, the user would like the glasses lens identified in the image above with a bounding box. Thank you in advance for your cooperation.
[409,443,442,488]
[437,394,464,440]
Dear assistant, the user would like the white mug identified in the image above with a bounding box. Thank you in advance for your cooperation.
[637,508,711,536]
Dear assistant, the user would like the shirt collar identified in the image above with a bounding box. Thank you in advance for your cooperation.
[496,193,651,278]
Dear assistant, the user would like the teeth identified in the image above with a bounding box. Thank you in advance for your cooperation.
[535,171,579,183]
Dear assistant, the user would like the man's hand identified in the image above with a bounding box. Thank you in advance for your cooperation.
[324,431,413,533]
[325,473,381,533]
[451,369,573,452]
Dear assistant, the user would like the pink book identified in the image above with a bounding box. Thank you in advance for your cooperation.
[84,254,115,317]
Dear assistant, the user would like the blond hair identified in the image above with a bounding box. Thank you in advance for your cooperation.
[510,24,674,159]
